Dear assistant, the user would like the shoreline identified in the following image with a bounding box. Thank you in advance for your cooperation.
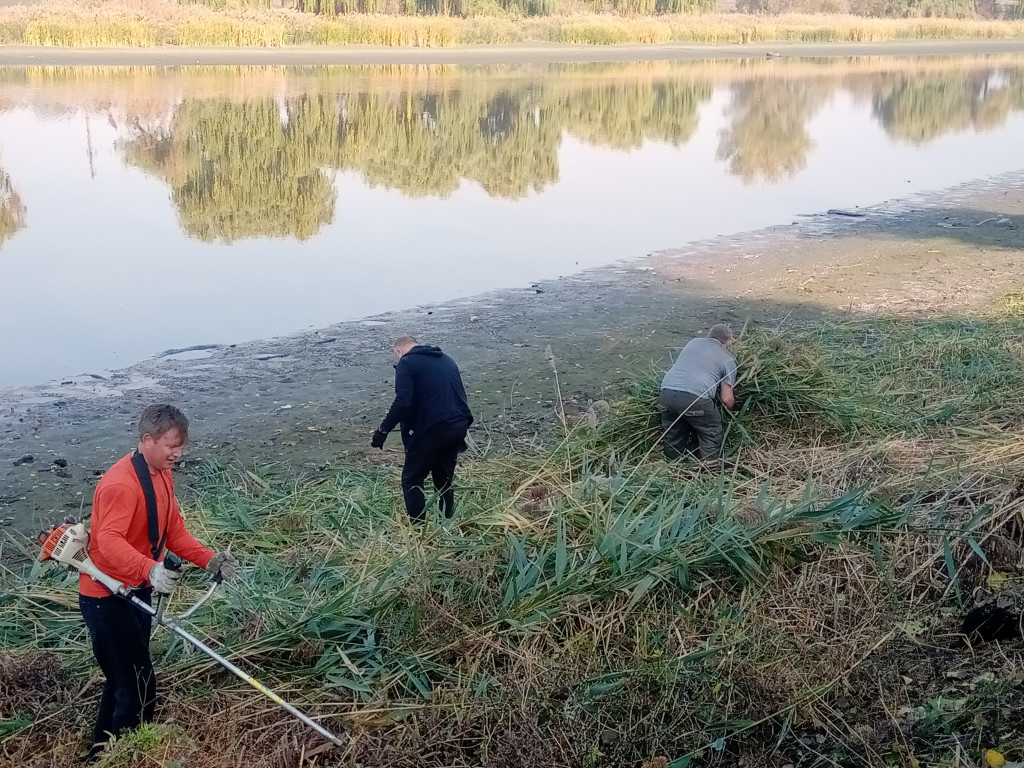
[2,39,1024,66]
[2,170,1022,533]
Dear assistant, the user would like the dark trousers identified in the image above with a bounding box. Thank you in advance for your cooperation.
[79,590,155,751]
[659,389,724,461]
[402,421,468,522]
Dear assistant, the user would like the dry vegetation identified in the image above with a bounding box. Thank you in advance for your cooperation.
[2,305,1024,767]
[0,0,1022,46]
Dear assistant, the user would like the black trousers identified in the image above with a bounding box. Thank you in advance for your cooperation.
[402,421,469,521]
[79,590,155,751]
[658,389,724,461]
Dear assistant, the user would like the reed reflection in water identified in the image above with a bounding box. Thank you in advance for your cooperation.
[0,58,1022,387]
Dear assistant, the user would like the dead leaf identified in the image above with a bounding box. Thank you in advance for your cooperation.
[898,620,926,638]
[987,571,1009,590]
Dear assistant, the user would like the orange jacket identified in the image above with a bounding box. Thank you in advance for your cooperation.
[79,453,214,598]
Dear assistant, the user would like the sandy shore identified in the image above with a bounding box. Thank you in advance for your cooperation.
[1,171,1022,533]
[1,39,1023,66]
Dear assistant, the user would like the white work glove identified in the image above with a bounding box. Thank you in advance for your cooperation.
[149,561,181,594]
[206,551,239,582]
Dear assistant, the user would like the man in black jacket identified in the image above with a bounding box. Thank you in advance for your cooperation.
[372,336,474,522]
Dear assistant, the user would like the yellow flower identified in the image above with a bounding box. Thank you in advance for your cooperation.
[986,749,1006,767]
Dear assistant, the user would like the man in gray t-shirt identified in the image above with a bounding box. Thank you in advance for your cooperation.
[659,324,738,461]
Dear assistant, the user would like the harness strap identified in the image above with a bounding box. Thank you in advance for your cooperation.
[130,451,166,560]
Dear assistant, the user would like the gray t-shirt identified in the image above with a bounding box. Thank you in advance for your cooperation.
[661,337,738,398]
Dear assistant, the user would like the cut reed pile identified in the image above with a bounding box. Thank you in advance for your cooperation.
[2,310,1023,767]
[0,0,1022,47]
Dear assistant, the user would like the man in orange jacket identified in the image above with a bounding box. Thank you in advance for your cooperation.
[78,404,238,757]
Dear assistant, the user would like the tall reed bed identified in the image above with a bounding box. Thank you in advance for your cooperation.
[1,1,1023,47]
[2,313,1023,767]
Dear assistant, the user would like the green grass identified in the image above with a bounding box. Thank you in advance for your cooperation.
[2,312,1024,767]
[604,316,1024,450]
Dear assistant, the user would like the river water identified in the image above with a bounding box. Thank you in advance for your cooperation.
[1,56,1023,389]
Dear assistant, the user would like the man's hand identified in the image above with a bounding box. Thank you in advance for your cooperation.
[719,383,736,411]
[149,561,181,594]
[371,429,387,449]
[206,551,239,582]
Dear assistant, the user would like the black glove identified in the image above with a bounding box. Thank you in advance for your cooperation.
[371,429,387,449]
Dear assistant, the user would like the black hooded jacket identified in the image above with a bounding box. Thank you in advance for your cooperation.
[379,346,473,447]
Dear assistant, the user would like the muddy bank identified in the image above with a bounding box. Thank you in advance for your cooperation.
[1,171,1022,533]
[1,39,1024,67]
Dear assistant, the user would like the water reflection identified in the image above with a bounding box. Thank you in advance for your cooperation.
[555,78,711,149]
[92,62,1024,242]
[0,168,24,247]
[2,61,1023,245]
[2,59,1024,388]
[716,79,829,183]
[868,70,1024,142]
[116,75,716,238]
[123,99,339,242]
[336,85,560,198]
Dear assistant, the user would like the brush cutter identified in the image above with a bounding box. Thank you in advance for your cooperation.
[38,522,346,748]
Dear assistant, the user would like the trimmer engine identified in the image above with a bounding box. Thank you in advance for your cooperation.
[37,522,125,593]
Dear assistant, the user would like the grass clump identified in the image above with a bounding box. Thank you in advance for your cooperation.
[609,314,1024,444]
[739,317,1024,437]
[2,310,1024,767]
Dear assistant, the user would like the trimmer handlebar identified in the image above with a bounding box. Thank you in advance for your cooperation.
[163,551,182,573]
[153,551,182,625]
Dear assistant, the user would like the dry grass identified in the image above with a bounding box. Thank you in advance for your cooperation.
[3,312,1024,767]
[0,0,1021,47]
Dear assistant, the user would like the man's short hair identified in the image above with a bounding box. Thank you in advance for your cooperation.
[394,335,418,350]
[138,404,189,441]
[708,324,733,344]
